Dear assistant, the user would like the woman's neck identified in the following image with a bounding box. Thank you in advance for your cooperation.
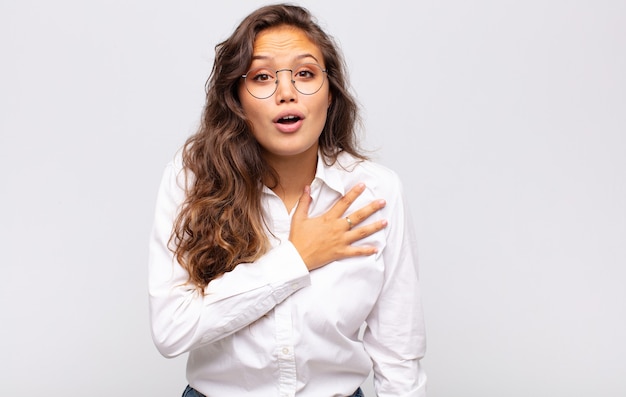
[262,147,318,213]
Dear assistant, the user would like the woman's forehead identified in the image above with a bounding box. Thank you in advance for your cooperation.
[251,26,323,64]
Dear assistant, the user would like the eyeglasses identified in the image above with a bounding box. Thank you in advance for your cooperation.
[241,63,328,99]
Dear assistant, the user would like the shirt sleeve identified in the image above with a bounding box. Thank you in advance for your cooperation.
[148,161,311,358]
[362,173,428,396]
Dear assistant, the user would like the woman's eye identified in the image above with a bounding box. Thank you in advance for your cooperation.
[253,73,272,82]
[295,69,314,79]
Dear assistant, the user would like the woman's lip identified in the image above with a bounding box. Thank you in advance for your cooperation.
[274,118,303,133]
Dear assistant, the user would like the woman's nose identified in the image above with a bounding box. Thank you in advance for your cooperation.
[274,69,297,103]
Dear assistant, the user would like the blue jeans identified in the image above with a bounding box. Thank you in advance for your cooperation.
[182,385,364,396]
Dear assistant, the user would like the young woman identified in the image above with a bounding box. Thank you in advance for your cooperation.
[149,4,427,396]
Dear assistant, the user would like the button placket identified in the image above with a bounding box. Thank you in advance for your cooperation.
[275,298,296,396]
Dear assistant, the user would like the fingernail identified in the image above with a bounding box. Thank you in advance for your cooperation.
[378,199,386,207]
[381,219,388,227]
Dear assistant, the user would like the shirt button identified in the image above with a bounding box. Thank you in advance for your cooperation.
[282,347,290,355]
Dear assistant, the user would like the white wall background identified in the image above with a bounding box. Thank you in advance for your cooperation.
[1,1,624,396]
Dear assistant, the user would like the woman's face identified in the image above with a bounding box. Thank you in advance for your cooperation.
[239,26,331,162]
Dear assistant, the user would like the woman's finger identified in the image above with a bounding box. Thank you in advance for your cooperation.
[326,183,366,218]
[345,198,387,227]
[292,185,312,222]
[345,219,388,243]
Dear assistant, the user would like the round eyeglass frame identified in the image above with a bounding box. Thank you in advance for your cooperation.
[241,63,329,99]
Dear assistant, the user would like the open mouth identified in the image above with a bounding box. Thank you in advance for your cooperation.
[276,115,301,124]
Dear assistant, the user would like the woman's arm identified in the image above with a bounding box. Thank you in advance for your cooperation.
[363,173,427,396]
[148,162,311,358]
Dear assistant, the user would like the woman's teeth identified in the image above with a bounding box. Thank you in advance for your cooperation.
[278,115,300,124]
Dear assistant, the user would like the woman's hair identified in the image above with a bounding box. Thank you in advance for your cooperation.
[171,4,364,291]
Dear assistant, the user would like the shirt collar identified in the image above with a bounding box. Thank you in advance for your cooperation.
[312,151,346,196]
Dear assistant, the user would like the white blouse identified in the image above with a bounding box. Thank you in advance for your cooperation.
[149,151,427,396]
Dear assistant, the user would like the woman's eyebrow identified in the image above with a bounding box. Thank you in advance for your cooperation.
[250,53,321,63]
[295,53,320,63]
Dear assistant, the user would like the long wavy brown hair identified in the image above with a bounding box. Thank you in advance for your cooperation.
[171,4,365,291]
